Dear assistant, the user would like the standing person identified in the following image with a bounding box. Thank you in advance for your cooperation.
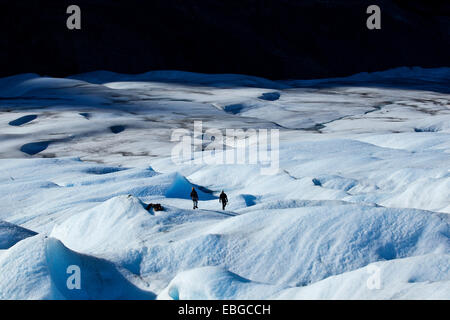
[219,190,228,210]
[190,187,199,209]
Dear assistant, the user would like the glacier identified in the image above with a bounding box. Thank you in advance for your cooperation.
[0,67,449,299]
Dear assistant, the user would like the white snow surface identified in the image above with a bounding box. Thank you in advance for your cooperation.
[0,67,449,299]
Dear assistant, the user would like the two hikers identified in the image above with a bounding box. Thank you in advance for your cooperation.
[190,187,228,211]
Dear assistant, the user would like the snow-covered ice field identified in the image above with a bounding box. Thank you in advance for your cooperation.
[0,67,449,299]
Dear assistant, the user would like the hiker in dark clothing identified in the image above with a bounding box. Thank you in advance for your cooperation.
[190,187,199,209]
[219,190,228,210]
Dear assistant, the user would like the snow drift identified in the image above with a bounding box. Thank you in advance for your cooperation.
[0,234,155,299]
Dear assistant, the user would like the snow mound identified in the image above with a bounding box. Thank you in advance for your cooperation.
[0,234,155,299]
[0,73,39,97]
[312,175,359,192]
[285,66,450,89]
[45,237,155,299]
[0,74,111,106]
[165,173,216,200]
[70,70,288,89]
[158,254,450,300]
[0,76,85,97]
[50,195,154,254]
[0,220,37,249]
[0,235,52,299]
[202,205,449,286]
[158,266,284,300]
[273,254,450,299]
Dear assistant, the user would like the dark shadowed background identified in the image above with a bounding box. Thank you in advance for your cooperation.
[1,0,449,79]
